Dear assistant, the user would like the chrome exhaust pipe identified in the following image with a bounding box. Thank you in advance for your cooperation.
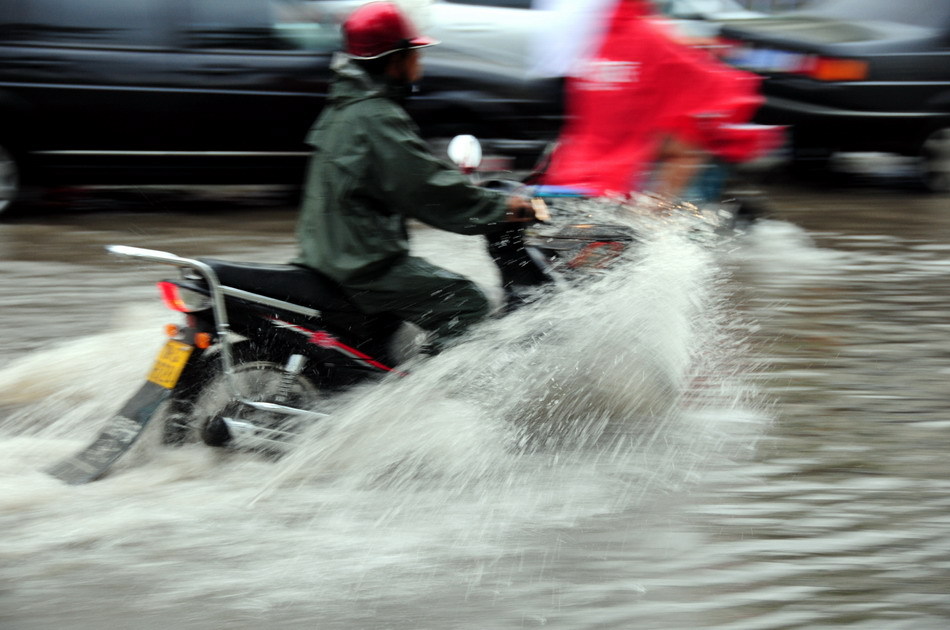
[219,416,300,452]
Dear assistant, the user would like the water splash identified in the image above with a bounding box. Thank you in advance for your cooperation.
[0,304,168,452]
[0,205,769,626]
[262,206,762,509]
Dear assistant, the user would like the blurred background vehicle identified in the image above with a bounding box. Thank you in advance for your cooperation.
[0,0,846,217]
[0,0,337,215]
[717,0,950,192]
[0,0,559,215]
[305,0,787,163]
[318,1,769,59]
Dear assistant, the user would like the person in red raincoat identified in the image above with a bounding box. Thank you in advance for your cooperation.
[541,0,782,199]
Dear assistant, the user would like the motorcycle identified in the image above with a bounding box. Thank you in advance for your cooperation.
[46,131,760,485]
[46,148,645,485]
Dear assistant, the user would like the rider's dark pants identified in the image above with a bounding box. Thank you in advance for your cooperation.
[342,255,491,349]
[343,227,551,350]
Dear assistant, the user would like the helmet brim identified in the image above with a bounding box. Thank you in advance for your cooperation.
[347,37,440,60]
[408,35,439,49]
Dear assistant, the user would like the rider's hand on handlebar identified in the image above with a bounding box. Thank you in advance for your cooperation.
[505,196,549,223]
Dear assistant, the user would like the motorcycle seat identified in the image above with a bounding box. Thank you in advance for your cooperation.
[200,258,359,314]
[199,258,405,365]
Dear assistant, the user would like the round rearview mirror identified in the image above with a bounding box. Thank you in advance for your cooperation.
[447,135,482,173]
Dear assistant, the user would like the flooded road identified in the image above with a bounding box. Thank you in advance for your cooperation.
[1,178,949,629]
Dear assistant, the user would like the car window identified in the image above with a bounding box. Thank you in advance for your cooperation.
[443,1,533,8]
[184,0,342,52]
[797,0,950,27]
[0,0,164,48]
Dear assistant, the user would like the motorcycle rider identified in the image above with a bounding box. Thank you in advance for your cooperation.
[295,2,536,351]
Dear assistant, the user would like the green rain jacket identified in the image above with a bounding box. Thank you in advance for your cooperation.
[295,56,509,286]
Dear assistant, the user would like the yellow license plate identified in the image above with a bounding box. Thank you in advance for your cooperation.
[147,340,194,389]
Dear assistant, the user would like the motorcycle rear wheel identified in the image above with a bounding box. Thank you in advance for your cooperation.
[161,342,322,451]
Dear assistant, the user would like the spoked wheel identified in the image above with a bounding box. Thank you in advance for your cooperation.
[164,343,323,454]
[921,127,950,193]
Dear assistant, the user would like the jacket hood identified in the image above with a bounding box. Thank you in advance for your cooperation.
[328,53,406,105]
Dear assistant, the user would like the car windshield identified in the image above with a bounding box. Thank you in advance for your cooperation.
[798,0,950,27]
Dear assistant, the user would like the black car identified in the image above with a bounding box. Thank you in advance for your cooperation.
[0,0,560,215]
[718,0,950,191]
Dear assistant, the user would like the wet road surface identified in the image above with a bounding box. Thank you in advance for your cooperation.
[1,171,949,629]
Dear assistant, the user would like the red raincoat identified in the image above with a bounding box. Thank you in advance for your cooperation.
[542,0,782,196]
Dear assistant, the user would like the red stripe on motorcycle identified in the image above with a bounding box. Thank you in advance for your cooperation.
[268,317,395,373]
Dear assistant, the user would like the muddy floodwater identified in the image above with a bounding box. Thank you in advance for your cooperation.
[1,177,949,629]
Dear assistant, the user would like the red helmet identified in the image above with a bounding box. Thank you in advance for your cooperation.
[343,2,438,60]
